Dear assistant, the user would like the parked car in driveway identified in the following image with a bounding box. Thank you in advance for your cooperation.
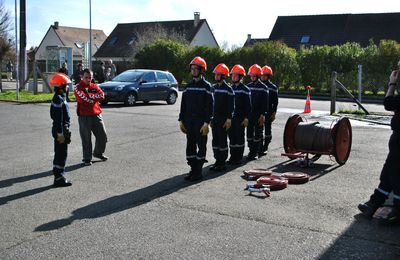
[99,69,179,106]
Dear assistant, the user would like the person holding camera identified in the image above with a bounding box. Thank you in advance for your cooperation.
[74,69,108,166]
[358,69,400,225]
[49,73,73,187]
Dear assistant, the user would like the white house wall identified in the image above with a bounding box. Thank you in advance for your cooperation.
[35,28,64,61]
[190,23,218,48]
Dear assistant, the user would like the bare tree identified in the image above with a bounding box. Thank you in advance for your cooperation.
[0,0,12,92]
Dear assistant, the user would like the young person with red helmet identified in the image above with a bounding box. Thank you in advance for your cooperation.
[246,64,269,160]
[261,65,279,153]
[227,65,251,165]
[178,56,214,181]
[49,72,73,187]
[210,63,235,171]
[74,69,108,166]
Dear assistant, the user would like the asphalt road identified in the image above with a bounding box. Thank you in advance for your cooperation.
[0,96,399,259]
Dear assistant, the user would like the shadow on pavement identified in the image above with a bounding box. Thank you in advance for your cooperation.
[0,163,85,206]
[34,161,246,232]
[318,214,400,259]
[266,158,341,180]
[0,163,85,188]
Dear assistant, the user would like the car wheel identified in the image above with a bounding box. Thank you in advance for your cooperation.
[166,92,177,105]
[124,92,137,106]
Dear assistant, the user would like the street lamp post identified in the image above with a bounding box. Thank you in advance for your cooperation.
[89,0,92,70]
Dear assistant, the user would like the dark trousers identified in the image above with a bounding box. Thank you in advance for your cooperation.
[211,117,228,164]
[184,118,207,170]
[263,120,273,149]
[247,114,263,156]
[228,117,245,161]
[53,139,68,176]
[370,132,400,208]
[78,115,108,161]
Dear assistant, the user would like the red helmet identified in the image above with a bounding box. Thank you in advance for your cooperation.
[49,72,71,88]
[261,65,273,76]
[248,64,262,77]
[230,64,246,76]
[213,63,229,77]
[190,56,207,71]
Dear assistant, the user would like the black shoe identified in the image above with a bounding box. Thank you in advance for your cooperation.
[358,201,380,219]
[210,163,219,171]
[82,160,92,166]
[258,151,266,157]
[93,154,108,161]
[215,164,227,172]
[379,208,400,225]
[246,153,257,161]
[184,174,203,182]
[53,177,72,187]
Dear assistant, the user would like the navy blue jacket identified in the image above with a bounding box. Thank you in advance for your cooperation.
[263,80,279,117]
[247,80,269,116]
[179,77,214,124]
[50,93,71,137]
[232,82,251,120]
[212,80,235,119]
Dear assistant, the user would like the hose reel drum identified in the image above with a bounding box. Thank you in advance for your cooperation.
[282,114,352,165]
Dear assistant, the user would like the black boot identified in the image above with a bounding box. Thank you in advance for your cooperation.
[53,174,72,187]
[184,162,196,181]
[186,162,203,182]
[358,189,387,218]
[358,201,380,219]
[379,207,400,225]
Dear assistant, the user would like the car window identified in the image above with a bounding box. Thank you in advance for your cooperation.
[166,73,177,84]
[113,71,143,82]
[156,72,169,82]
[142,72,156,83]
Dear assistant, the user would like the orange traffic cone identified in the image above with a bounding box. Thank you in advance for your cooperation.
[304,86,311,113]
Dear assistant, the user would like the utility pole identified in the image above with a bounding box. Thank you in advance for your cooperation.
[14,0,19,100]
[19,0,26,91]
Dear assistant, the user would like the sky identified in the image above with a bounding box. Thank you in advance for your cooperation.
[3,0,399,49]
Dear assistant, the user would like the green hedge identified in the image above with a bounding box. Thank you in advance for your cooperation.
[134,39,400,94]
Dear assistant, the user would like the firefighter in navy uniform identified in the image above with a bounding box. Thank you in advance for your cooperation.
[179,56,214,181]
[210,63,235,171]
[228,65,251,165]
[359,69,400,225]
[261,65,278,154]
[49,73,73,187]
[246,64,269,160]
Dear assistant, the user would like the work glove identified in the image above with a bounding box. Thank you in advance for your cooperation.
[199,123,209,136]
[258,115,266,126]
[270,112,276,122]
[222,119,232,130]
[179,121,187,134]
[241,118,249,128]
[56,133,65,144]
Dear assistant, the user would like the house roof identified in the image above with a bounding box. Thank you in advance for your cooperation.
[268,12,400,49]
[94,19,208,58]
[43,25,107,56]
[243,38,269,47]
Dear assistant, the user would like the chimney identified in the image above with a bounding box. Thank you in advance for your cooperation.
[247,34,251,41]
[194,12,200,27]
[53,21,59,29]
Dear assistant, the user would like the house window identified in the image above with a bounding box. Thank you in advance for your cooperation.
[300,35,310,44]
[127,35,137,45]
[108,37,118,46]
